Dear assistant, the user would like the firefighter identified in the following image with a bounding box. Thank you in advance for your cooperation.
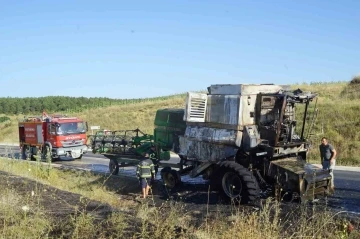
[136,153,155,199]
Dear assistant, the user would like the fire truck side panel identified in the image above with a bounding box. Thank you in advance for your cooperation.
[22,122,43,146]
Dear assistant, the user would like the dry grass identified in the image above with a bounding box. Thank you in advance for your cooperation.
[0,157,358,238]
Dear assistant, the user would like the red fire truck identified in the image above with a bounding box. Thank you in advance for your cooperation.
[19,112,88,161]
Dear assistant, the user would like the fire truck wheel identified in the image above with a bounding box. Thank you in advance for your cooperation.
[219,161,260,204]
[109,159,119,175]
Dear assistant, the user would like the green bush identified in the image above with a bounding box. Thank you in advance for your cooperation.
[0,116,10,123]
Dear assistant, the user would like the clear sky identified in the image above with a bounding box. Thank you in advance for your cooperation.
[0,0,359,99]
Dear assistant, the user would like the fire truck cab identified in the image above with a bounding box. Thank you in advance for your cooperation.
[19,112,88,161]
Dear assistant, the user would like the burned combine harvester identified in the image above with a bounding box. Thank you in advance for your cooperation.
[91,84,333,203]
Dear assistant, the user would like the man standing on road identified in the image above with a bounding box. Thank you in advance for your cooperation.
[136,153,155,199]
[320,137,337,192]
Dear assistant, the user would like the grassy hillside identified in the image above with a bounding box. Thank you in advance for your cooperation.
[1,82,359,165]
[0,95,187,143]
[77,94,186,134]
[293,81,360,165]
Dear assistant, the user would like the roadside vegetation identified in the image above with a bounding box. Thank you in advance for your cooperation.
[0,157,358,238]
[0,81,359,165]
[0,94,187,115]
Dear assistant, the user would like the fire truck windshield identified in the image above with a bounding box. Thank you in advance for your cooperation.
[56,122,86,135]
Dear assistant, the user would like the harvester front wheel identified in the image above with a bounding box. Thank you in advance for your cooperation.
[219,161,260,204]
[109,159,119,175]
[161,167,181,189]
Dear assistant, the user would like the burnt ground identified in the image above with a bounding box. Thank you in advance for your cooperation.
[0,169,241,235]
[0,171,114,219]
[96,172,259,217]
[1,170,359,238]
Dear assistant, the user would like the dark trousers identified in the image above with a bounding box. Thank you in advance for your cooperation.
[139,178,152,189]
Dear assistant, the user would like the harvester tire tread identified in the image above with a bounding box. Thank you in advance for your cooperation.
[161,167,181,189]
[219,161,260,204]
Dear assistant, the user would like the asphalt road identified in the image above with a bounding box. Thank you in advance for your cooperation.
[1,145,360,218]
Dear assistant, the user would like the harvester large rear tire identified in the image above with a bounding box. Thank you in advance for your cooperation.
[219,161,260,204]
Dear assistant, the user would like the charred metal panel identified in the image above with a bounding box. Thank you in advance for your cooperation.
[242,125,260,151]
[208,84,289,95]
[208,85,244,95]
[205,94,256,127]
[184,125,242,147]
[267,158,332,199]
[240,95,257,125]
[258,95,280,125]
[273,144,306,157]
[179,136,237,161]
[206,95,240,125]
[186,85,291,129]
[268,157,311,175]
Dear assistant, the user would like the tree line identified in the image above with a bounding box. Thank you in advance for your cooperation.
[0,94,186,115]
